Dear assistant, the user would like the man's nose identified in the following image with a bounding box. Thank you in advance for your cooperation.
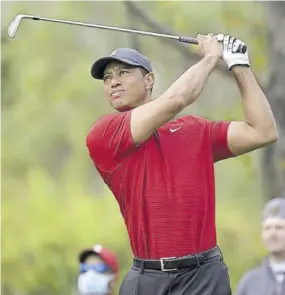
[110,76,122,87]
[269,228,278,236]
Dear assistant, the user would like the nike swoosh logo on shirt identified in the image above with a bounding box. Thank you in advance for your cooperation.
[170,127,182,133]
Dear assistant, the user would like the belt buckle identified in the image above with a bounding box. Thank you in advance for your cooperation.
[160,257,177,271]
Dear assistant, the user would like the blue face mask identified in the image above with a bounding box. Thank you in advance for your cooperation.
[77,270,114,295]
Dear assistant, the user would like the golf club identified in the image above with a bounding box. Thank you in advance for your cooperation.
[8,14,247,53]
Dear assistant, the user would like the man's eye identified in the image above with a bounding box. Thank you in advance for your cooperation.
[120,70,129,75]
[103,75,111,82]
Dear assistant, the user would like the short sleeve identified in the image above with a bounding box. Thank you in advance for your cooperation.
[208,120,234,162]
[192,115,234,162]
[86,111,137,173]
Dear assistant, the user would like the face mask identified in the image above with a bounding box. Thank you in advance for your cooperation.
[77,270,114,295]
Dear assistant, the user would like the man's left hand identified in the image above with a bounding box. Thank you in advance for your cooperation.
[220,34,250,71]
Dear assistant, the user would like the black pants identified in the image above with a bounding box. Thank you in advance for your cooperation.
[119,254,232,295]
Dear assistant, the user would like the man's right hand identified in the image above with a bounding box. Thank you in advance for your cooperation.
[197,33,223,59]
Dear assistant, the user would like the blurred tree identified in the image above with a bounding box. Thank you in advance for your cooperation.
[124,1,140,51]
[262,2,285,200]
[125,1,229,74]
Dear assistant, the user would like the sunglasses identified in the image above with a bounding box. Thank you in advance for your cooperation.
[79,262,110,274]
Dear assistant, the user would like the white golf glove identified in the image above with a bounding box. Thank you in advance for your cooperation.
[219,34,250,71]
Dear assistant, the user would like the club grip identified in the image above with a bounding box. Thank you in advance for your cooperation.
[179,36,247,53]
[179,36,198,45]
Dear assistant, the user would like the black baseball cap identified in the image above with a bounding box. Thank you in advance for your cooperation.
[91,48,153,80]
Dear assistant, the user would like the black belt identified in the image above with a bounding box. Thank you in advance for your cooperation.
[133,246,222,271]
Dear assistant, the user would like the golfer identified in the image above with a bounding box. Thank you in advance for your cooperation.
[86,34,278,295]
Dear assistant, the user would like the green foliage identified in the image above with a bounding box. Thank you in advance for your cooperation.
[2,167,130,295]
[2,1,269,294]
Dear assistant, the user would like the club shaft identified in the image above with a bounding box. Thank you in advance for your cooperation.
[10,14,247,53]
[32,16,182,42]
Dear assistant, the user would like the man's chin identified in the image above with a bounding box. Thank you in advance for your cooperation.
[113,104,134,112]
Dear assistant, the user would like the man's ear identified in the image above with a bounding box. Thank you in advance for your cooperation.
[145,72,155,91]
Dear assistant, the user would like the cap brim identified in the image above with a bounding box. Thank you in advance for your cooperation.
[91,56,143,80]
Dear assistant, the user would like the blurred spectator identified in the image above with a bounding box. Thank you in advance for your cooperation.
[77,245,119,295]
[235,197,285,295]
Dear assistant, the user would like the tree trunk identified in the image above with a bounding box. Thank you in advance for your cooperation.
[262,2,285,200]
[124,1,141,50]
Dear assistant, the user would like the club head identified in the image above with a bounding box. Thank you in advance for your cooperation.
[8,14,27,38]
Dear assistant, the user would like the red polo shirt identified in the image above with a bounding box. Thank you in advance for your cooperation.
[86,111,233,259]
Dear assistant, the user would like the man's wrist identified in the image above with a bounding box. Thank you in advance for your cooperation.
[204,54,220,61]
[231,65,251,76]
[202,54,220,67]
[232,66,255,88]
